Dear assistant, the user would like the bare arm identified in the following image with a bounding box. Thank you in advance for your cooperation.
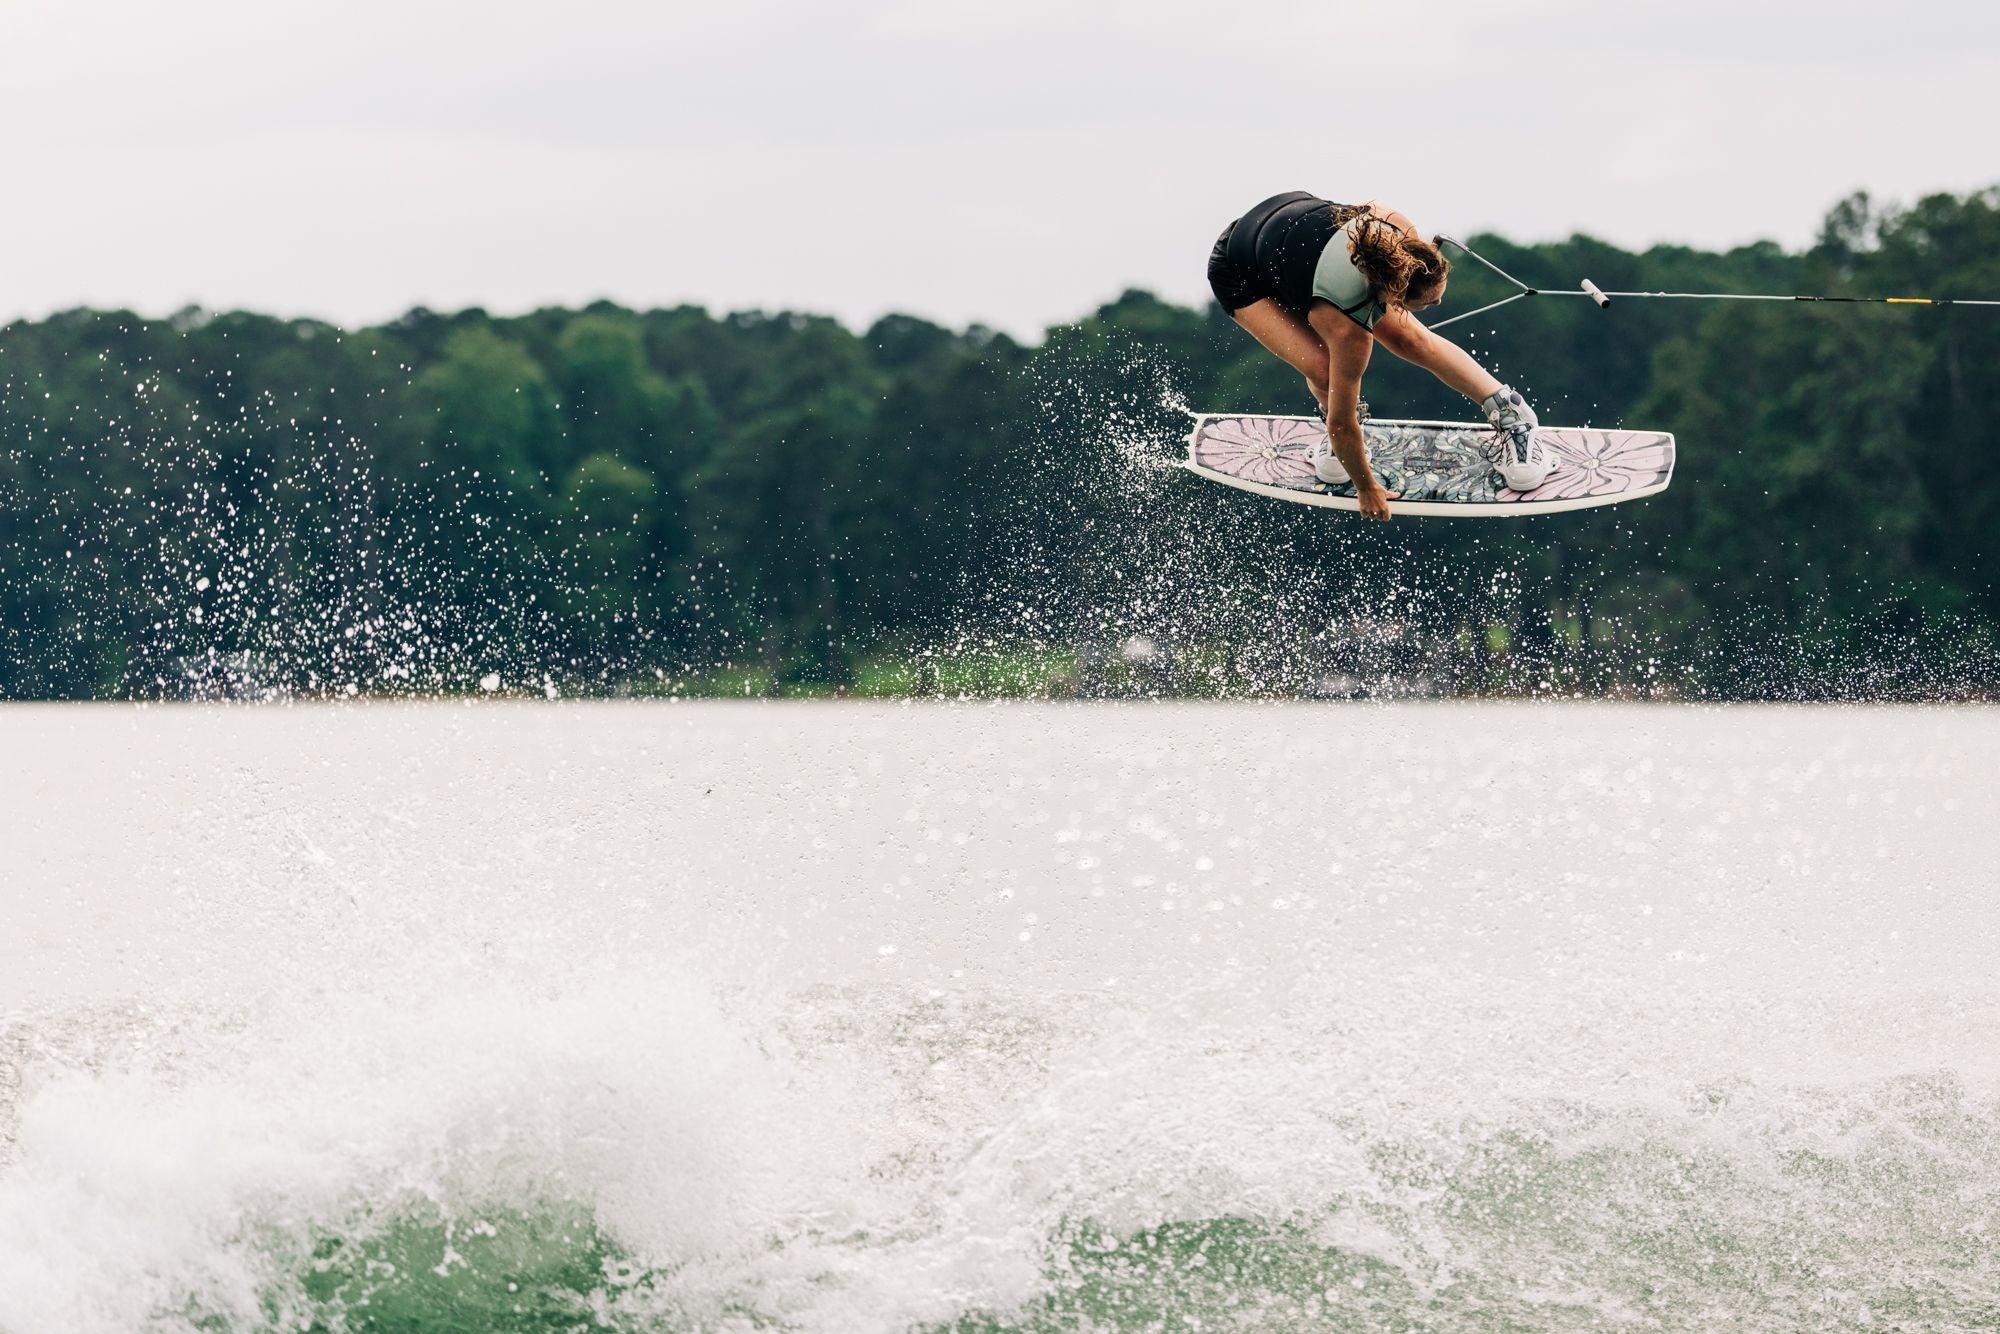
[1307,303,1396,520]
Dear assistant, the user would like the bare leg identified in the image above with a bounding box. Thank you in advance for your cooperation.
[1369,309,1501,403]
[1229,299,1331,408]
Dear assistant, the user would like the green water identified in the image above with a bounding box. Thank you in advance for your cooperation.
[231,1210,1421,1334]
[10,704,2000,1333]
[220,1078,2000,1334]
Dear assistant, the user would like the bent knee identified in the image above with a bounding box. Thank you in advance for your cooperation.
[1372,319,1430,359]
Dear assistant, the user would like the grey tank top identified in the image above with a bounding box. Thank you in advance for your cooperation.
[1311,218,1387,330]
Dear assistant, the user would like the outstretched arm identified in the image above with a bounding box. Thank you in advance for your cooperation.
[1306,304,1396,520]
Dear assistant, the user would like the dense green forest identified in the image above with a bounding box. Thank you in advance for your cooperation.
[2,189,1996,701]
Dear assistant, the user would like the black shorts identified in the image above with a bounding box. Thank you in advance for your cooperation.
[1206,191,1348,317]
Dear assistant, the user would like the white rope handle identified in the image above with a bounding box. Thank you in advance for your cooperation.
[1425,234,2000,330]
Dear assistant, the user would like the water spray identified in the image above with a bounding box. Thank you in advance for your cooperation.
[1428,233,2000,330]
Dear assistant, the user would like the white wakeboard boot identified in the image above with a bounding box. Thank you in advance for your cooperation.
[1479,386,1554,492]
[1310,434,1350,485]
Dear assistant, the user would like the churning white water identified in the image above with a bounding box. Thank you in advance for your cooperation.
[3,701,1998,1332]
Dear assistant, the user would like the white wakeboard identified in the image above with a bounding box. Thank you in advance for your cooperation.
[1183,412,1674,517]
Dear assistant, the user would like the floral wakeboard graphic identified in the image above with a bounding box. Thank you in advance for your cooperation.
[1183,413,1675,517]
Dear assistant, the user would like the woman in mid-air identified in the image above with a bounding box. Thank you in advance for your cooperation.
[1207,190,1552,520]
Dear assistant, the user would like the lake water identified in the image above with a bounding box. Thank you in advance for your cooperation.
[3,701,1998,1331]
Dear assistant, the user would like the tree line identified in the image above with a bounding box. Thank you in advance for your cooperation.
[1,188,1995,700]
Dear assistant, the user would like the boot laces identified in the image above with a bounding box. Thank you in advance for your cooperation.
[1494,421,1537,464]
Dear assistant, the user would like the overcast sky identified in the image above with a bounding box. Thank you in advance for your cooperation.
[3,0,1994,338]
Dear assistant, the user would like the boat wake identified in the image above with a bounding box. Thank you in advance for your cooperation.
[6,953,1997,1332]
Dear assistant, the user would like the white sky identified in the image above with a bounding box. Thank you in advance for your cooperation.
[2,0,1995,338]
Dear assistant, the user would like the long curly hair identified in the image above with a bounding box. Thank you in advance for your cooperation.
[1347,215,1451,310]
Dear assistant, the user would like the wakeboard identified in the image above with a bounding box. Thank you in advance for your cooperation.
[1183,412,1674,517]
